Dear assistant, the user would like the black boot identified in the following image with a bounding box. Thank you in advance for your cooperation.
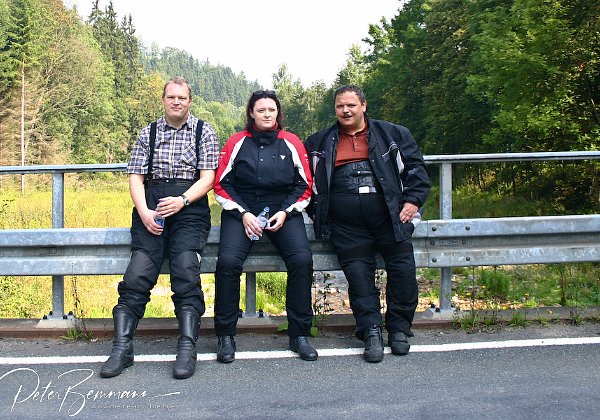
[388,331,411,355]
[217,336,236,363]
[289,336,318,361]
[173,306,200,379]
[101,304,138,378]
[363,326,384,363]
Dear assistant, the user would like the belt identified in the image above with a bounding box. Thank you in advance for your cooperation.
[332,161,381,194]
[334,186,381,194]
[146,178,194,187]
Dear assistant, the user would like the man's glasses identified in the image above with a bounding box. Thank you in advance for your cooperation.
[252,90,276,97]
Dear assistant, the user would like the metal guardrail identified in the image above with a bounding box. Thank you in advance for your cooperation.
[1,151,598,319]
[1,216,598,317]
[1,216,599,275]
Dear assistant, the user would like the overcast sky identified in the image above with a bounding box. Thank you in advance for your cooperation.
[63,0,403,88]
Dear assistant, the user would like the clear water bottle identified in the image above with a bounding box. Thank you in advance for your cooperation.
[250,207,270,241]
[154,211,165,228]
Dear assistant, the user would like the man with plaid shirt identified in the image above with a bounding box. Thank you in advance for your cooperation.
[101,77,220,380]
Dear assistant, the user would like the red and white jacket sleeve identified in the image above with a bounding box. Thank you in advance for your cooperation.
[213,132,249,213]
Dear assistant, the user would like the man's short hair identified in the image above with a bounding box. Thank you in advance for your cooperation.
[334,85,366,104]
[163,76,192,100]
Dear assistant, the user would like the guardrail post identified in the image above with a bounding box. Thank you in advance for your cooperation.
[244,272,258,317]
[51,172,65,319]
[439,163,453,312]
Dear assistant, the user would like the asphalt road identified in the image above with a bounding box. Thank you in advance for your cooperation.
[1,323,599,419]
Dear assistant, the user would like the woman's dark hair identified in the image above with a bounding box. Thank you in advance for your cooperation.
[245,90,284,131]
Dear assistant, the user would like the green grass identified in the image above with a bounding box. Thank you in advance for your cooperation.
[0,173,223,229]
[421,184,547,220]
[440,264,600,309]
[238,273,288,315]
[256,272,288,313]
[0,276,50,318]
[445,263,599,330]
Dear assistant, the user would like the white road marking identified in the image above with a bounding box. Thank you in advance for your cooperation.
[1,337,599,365]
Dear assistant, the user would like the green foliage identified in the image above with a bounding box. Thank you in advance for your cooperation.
[0,0,261,167]
[335,45,369,88]
[86,0,152,162]
[0,1,7,44]
[192,98,244,146]
[142,45,261,108]
[0,0,120,165]
[508,309,528,327]
[0,0,36,95]
[453,311,480,331]
[479,268,511,299]
[246,272,288,315]
[0,275,50,317]
[239,273,285,314]
[452,263,600,317]
[62,326,94,341]
[256,273,287,306]
[481,301,501,326]
[469,0,599,153]
[358,0,599,158]
[356,0,599,214]
[272,64,333,140]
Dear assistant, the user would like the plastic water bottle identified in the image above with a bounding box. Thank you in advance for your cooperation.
[250,207,270,241]
[154,211,165,228]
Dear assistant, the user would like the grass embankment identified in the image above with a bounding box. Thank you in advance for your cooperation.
[0,174,598,321]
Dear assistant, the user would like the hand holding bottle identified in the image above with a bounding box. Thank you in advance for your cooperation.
[250,207,270,241]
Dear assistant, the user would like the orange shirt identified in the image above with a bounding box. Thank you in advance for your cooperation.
[335,124,369,167]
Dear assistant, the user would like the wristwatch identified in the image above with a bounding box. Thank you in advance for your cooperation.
[180,194,190,206]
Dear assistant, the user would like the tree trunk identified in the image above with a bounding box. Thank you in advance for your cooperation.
[21,60,26,194]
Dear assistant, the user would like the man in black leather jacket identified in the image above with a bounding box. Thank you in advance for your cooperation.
[305,85,430,362]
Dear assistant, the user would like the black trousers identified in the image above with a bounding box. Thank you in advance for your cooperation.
[329,192,417,337]
[214,209,313,338]
[117,180,211,319]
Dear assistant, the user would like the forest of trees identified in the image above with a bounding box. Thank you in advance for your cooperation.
[0,0,598,212]
[276,0,599,214]
[0,0,259,166]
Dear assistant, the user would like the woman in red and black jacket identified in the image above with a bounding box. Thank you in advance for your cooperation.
[213,90,317,363]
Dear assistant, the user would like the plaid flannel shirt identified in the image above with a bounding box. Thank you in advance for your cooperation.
[126,114,219,180]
